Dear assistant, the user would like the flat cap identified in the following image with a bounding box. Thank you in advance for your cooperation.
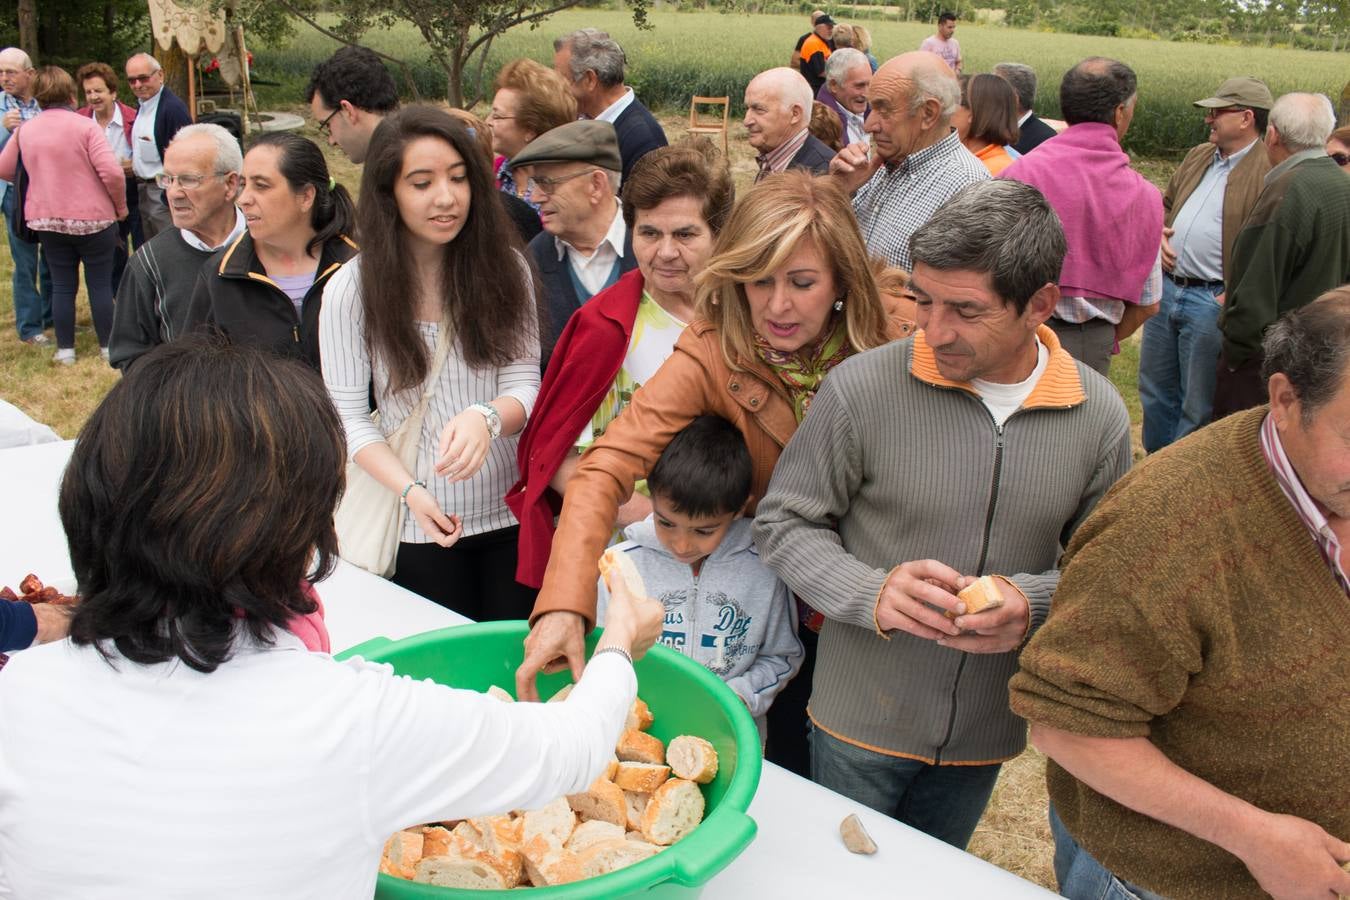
[510,120,621,171]
[1194,76,1273,111]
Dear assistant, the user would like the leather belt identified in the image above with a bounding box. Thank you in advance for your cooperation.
[1165,271,1223,290]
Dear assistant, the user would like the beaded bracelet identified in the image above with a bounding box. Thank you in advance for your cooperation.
[592,645,634,667]
[400,480,427,503]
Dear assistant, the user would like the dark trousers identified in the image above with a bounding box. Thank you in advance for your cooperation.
[111,177,142,293]
[1212,350,1267,420]
[1047,316,1115,376]
[765,625,817,777]
[38,225,119,350]
[392,526,538,622]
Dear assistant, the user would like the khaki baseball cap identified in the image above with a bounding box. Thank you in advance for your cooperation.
[510,120,621,172]
[1193,76,1273,110]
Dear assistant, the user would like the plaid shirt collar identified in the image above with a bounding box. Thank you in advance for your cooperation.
[887,129,965,177]
[1259,412,1350,594]
[756,128,810,180]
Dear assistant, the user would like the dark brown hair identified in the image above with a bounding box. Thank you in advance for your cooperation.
[357,105,537,393]
[76,61,119,95]
[247,131,356,257]
[33,66,76,109]
[61,335,345,674]
[620,141,735,236]
[962,73,1019,147]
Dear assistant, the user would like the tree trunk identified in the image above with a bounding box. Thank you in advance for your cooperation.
[17,0,37,59]
[158,44,191,111]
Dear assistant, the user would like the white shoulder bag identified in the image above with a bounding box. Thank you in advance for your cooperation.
[335,321,454,577]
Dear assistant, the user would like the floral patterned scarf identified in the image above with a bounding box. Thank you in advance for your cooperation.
[752,315,852,422]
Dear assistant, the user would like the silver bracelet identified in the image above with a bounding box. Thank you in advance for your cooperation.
[592,645,633,667]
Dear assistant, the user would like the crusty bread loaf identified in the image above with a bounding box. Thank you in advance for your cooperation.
[576,836,661,878]
[599,547,647,598]
[639,778,705,846]
[666,735,718,784]
[626,697,654,732]
[565,819,626,854]
[623,790,650,831]
[521,796,576,846]
[486,684,514,703]
[614,761,671,793]
[380,830,425,880]
[616,728,666,764]
[567,777,626,826]
[946,574,1005,619]
[521,833,584,887]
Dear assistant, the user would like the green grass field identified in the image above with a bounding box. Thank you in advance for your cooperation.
[254,9,1347,157]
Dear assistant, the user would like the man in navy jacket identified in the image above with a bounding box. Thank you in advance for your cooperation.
[125,53,192,239]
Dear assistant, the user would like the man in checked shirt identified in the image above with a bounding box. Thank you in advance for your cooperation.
[829,51,988,273]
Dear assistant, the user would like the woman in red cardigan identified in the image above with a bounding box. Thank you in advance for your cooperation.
[507,144,735,588]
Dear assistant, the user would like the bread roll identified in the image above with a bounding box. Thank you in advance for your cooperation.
[521,833,584,887]
[380,830,425,880]
[614,761,671,793]
[599,547,647,598]
[521,796,576,846]
[666,735,718,784]
[576,836,661,878]
[626,697,654,732]
[565,819,626,854]
[616,728,666,764]
[567,777,626,826]
[422,825,455,858]
[639,778,705,846]
[946,574,1005,619]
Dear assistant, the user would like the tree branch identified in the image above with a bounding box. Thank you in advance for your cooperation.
[274,0,423,101]
[462,0,584,57]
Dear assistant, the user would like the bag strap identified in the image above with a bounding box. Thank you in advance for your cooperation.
[407,318,454,421]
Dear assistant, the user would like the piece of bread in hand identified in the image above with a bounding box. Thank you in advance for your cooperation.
[576,836,662,878]
[616,728,666,764]
[946,574,1005,619]
[599,547,646,598]
[626,697,654,731]
[567,776,627,826]
[639,778,706,846]
[614,761,671,793]
[565,819,626,854]
[666,735,718,784]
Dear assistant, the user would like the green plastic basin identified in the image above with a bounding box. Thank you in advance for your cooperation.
[337,621,762,899]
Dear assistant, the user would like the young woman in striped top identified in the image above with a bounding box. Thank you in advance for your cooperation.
[320,106,542,620]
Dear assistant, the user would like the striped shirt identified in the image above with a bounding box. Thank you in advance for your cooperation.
[755,127,811,182]
[851,130,989,271]
[1259,412,1350,593]
[319,255,541,541]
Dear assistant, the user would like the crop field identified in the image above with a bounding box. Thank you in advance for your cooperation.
[256,9,1348,158]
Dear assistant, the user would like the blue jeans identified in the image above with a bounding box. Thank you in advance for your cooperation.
[809,724,1001,849]
[2,188,52,340]
[38,225,119,350]
[1138,278,1223,453]
[1051,805,1171,900]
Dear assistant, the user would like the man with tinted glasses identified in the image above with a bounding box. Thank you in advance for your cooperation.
[513,120,637,366]
[108,124,244,370]
[125,53,192,239]
[1139,77,1271,452]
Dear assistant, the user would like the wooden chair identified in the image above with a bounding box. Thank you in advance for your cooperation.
[688,96,731,157]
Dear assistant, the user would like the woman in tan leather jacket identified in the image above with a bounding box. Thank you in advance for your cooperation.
[515,170,914,772]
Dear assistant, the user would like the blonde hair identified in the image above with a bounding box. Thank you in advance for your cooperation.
[695,170,889,368]
[832,23,856,47]
[493,58,577,142]
[853,25,873,53]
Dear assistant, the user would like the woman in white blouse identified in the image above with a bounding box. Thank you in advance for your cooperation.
[321,106,542,619]
[0,336,661,899]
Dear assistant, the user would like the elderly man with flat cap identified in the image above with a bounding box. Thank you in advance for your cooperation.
[514,119,637,367]
[830,51,989,272]
[1139,76,1272,452]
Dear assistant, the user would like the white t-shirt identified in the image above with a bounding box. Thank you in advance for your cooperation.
[0,630,635,899]
[972,338,1048,428]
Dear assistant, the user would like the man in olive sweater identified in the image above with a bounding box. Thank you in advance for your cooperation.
[1012,289,1350,900]
[754,180,1132,849]
[1215,91,1350,416]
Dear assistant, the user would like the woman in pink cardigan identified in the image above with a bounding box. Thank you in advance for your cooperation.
[0,66,126,365]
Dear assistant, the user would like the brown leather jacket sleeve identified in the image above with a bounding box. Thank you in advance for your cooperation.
[530,330,722,629]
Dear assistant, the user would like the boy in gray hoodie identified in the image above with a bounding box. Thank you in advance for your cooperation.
[596,416,804,736]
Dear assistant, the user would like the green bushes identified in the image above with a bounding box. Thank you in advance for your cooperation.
[254,9,1348,158]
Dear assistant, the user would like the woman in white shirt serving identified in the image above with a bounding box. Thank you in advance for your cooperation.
[321,106,542,619]
[0,336,662,899]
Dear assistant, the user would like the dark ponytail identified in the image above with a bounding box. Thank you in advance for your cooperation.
[248,131,356,255]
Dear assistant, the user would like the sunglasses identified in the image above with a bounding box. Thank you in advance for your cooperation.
[1332,152,1350,167]
[126,73,159,85]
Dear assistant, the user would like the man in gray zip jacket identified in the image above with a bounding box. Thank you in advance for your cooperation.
[754,179,1132,849]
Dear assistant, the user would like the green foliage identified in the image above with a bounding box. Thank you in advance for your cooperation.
[0,0,148,68]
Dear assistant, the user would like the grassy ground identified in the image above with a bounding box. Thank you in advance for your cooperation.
[0,109,1164,890]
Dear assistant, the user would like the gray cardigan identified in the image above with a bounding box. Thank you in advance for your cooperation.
[753,330,1131,763]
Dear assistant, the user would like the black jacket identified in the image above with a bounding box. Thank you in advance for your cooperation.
[526,225,638,368]
[150,87,193,160]
[1012,113,1057,156]
[613,98,668,184]
[789,134,835,175]
[185,230,359,369]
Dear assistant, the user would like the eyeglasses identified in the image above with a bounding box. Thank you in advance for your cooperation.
[1331,152,1350,167]
[1205,106,1248,120]
[156,172,226,190]
[126,73,159,85]
[486,111,515,122]
[316,106,341,137]
[526,169,596,196]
